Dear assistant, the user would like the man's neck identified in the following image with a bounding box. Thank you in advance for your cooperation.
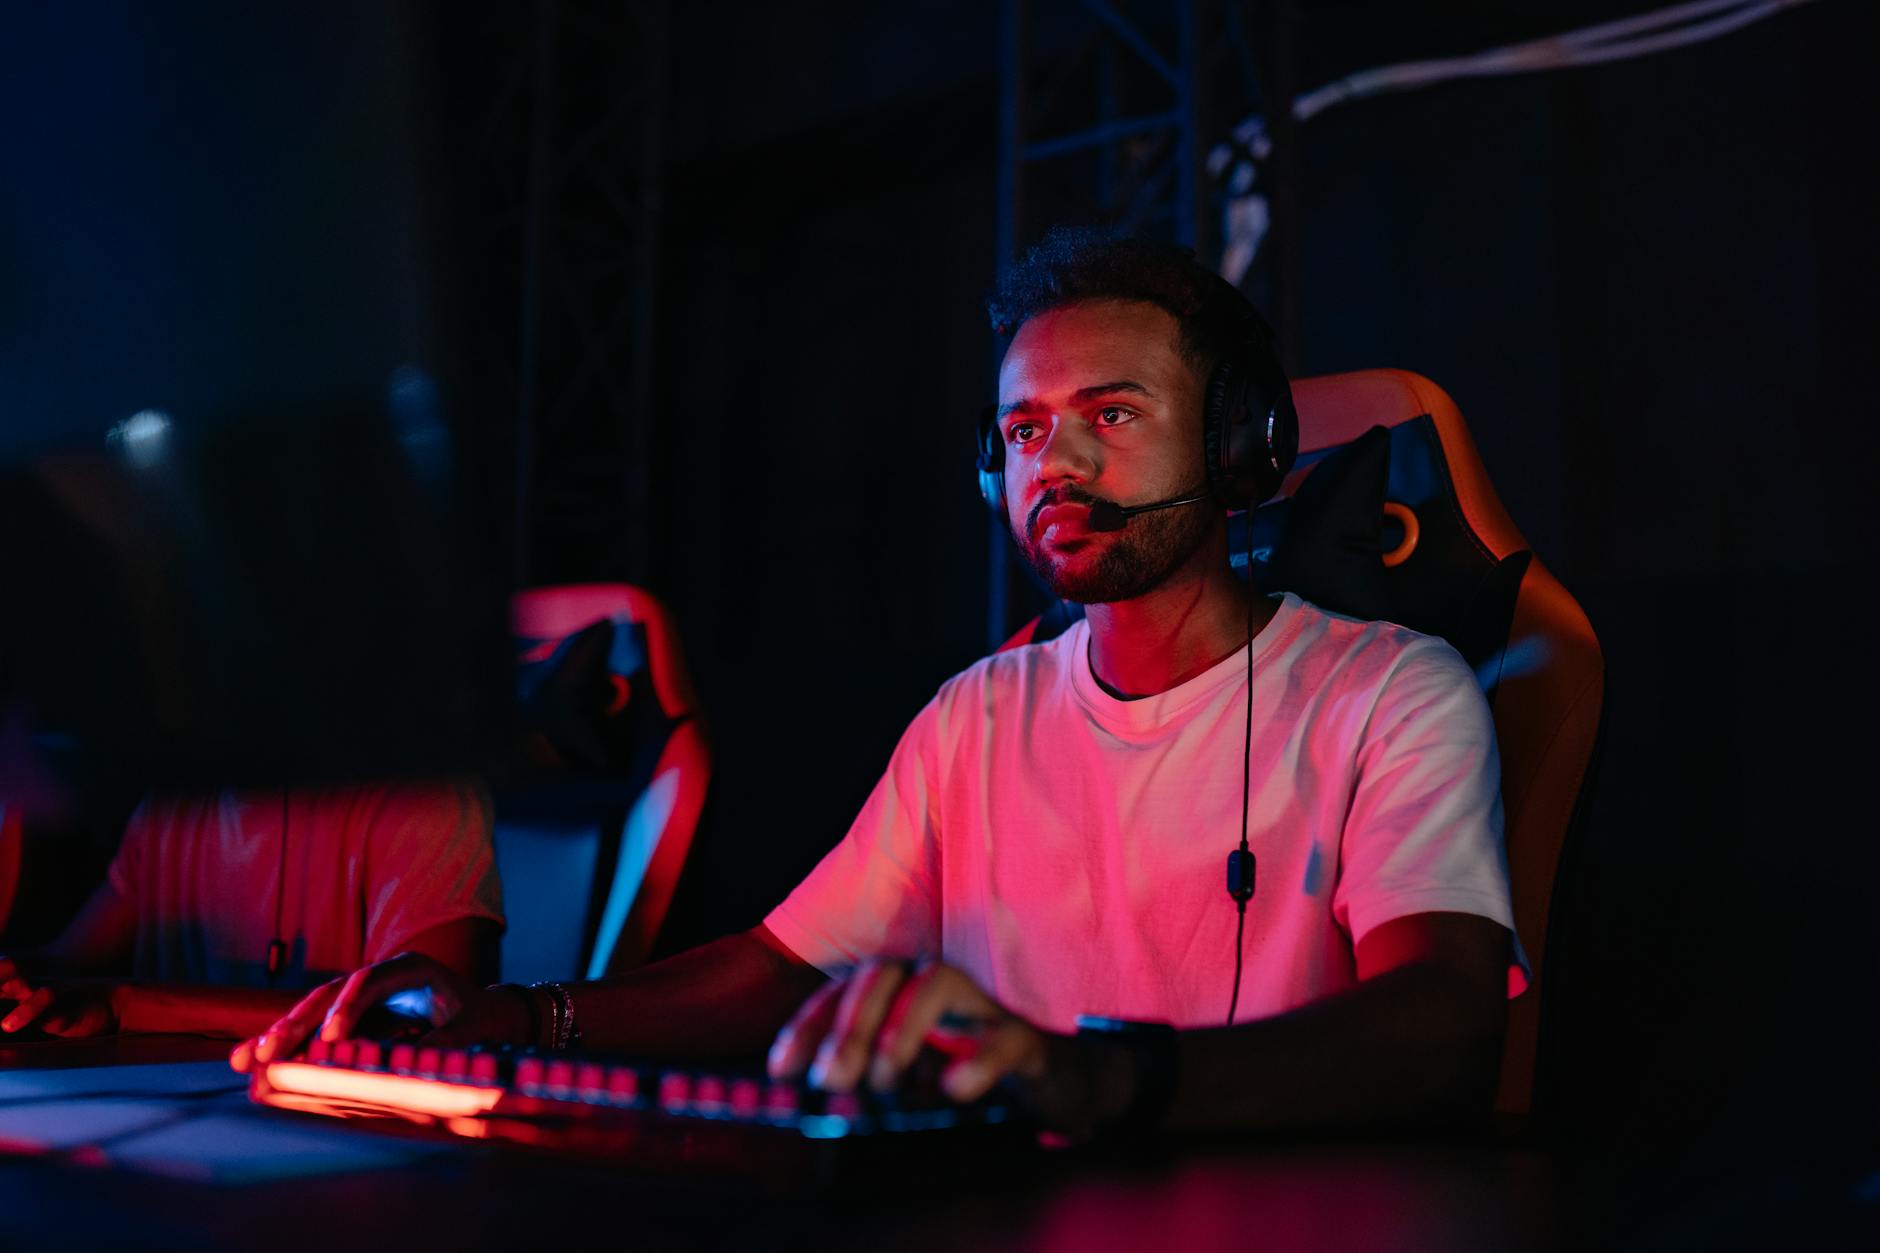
[1083,542,1278,699]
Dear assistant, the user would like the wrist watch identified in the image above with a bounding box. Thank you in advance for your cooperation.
[1075,1014,1180,1134]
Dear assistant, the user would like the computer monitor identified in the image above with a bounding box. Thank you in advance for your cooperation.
[0,4,508,800]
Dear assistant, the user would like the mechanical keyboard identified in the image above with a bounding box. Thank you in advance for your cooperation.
[249,1038,1017,1172]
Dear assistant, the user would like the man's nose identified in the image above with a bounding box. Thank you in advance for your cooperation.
[1030,419,1099,487]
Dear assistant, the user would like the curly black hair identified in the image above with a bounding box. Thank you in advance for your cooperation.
[985,225,1272,379]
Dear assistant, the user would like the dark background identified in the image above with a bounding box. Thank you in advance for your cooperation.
[3,0,1874,1190]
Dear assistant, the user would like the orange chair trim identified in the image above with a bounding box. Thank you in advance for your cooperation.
[1292,369,1527,562]
[512,583,704,723]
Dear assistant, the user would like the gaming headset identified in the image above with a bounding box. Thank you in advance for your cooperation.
[975,276,1300,529]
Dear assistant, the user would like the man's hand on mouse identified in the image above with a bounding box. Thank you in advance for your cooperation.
[764,958,1136,1136]
[230,952,530,1073]
[0,956,118,1038]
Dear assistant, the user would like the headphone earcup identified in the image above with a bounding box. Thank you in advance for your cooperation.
[978,459,1005,519]
[1202,362,1247,507]
[976,405,1007,519]
[1203,354,1298,509]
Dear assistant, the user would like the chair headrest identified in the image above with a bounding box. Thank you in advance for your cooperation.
[1014,371,1534,691]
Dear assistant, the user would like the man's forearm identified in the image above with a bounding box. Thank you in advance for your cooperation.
[111,983,305,1039]
[1165,962,1507,1133]
[562,927,829,1060]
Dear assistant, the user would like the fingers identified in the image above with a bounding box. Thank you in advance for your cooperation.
[317,954,455,1044]
[39,996,108,1039]
[1,985,53,1033]
[767,978,844,1081]
[250,955,464,1064]
[317,966,390,1045]
[870,965,945,1090]
[229,1037,257,1074]
[252,981,342,1064]
[773,961,1049,1108]
[840,961,1046,1101]
[938,1018,1042,1103]
[0,983,112,1039]
[37,1002,80,1036]
[0,963,34,1003]
[865,964,1012,1094]
[806,962,912,1092]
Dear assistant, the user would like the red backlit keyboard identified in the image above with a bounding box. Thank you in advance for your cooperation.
[250,1038,1015,1167]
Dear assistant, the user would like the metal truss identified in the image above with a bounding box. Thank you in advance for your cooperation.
[453,0,670,591]
[987,0,1272,647]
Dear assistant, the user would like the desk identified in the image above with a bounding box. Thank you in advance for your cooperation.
[0,1038,1868,1252]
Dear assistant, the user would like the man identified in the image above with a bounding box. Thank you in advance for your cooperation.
[240,231,1521,1136]
[1,780,502,1041]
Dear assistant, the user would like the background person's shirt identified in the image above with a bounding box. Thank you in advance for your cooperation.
[766,593,1525,1032]
[108,779,504,986]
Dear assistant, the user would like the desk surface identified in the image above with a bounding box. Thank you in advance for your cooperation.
[0,1038,1870,1253]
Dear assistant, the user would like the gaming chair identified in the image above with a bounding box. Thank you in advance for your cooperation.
[1000,368,1604,1117]
[499,584,712,982]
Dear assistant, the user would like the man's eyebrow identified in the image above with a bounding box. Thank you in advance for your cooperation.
[995,380,1156,420]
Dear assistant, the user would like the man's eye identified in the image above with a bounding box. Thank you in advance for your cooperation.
[1006,422,1038,444]
[1095,407,1136,426]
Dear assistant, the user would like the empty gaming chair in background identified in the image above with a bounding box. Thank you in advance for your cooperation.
[499,584,711,983]
[1002,369,1604,1117]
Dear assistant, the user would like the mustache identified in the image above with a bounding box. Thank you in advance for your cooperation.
[1024,486,1107,537]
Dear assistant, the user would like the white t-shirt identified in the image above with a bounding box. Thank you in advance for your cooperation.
[766,594,1524,1032]
[107,780,505,987]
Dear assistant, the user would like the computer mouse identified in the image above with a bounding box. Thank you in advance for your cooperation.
[347,994,434,1043]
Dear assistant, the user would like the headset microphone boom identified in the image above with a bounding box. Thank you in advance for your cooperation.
[1084,491,1212,532]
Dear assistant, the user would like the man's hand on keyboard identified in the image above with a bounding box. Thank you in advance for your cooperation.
[764,958,1132,1135]
[0,958,117,1038]
[231,952,524,1072]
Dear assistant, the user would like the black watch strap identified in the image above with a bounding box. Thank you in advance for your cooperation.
[1076,1015,1180,1134]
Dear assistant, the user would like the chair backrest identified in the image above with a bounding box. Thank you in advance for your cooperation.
[1002,368,1604,1115]
[498,583,711,983]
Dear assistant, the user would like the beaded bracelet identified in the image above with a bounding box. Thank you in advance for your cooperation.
[530,980,579,1051]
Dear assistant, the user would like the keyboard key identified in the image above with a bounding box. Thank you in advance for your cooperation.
[604,1066,640,1105]
[515,1056,546,1093]
[729,1078,762,1119]
[763,1082,800,1123]
[693,1075,728,1115]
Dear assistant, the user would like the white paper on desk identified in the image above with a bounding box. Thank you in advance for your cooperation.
[101,1111,442,1183]
[0,1061,245,1101]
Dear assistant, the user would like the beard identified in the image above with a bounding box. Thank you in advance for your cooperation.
[1014,484,1217,604]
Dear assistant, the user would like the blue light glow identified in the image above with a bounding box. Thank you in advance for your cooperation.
[383,988,434,1020]
[107,409,172,469]
[797,1113,851,1139]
